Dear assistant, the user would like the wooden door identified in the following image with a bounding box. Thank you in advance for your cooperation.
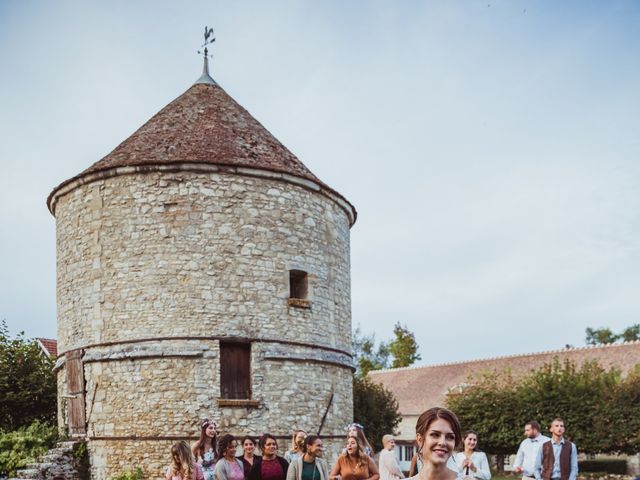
[220,342,251,399]
[65,350,86,436]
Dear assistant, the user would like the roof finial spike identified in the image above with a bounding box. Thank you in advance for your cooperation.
[195,26,217,86]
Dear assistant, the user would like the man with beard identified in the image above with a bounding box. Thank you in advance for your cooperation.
[513,421,550,480]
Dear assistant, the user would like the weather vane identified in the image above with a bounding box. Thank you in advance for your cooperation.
[198,26,216,59]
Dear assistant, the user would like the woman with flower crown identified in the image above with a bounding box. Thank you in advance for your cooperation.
[192,418,219,480]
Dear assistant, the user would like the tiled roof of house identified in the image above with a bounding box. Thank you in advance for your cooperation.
[47,62,356,222]
[36,338,58,358]
[369,341,640,415]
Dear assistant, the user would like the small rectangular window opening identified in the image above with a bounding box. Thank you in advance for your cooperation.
[289,270,308,299]
[220,342,251,400]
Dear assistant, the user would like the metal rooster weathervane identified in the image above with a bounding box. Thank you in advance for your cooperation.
[198,26,216,59]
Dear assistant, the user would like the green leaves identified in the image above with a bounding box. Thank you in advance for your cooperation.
[446,359,640,455]
[388,323,421,369]
[0,320,57,431]
[585,324,640,345]
[353,322,421,377]
[0,420,58,477]
[109,467,144,480]
[353,376,402,452]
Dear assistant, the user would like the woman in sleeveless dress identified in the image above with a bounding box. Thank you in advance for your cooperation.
[409,407,463,480]
[193,419,218,480]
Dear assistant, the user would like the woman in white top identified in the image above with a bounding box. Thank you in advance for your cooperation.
[452,431,490,480]
[409,407,463,480]
[379,435,405,480]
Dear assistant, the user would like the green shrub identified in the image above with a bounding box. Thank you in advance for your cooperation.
[73,441,91,480]
[109,466,144,480]
[0,420,58,477]
[578,459,627,475]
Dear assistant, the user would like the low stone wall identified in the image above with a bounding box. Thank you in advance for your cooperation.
[11,441,88,480]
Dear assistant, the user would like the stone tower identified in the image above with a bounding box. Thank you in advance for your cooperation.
[47,56,356,479]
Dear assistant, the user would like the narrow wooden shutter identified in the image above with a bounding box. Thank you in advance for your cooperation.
[220,343,251,399]
[65,350,86,436]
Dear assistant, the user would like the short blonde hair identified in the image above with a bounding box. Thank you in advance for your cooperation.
[382,434,395,445]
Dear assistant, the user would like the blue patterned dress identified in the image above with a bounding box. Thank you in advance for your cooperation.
[201,449,216,480]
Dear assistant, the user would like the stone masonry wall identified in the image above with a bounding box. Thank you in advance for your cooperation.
[54,170,354,479]
[55,171,352,354]
[81,345,351,479]
[80,340,352,437]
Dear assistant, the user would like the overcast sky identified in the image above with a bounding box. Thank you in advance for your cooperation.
[1,1,639,365]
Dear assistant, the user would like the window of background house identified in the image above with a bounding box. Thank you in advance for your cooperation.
[289,270,308,299]
[220,342,251,399]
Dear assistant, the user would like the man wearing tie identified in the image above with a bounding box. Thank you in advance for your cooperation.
[513,421,550,479]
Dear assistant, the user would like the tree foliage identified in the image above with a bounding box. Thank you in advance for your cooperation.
[0,320,57,430]
[621,324,640,342]
[585,324,640,345]
[446,370,522,455]
[352,322,421,376]
[353,376,402,452]
[388,323,421,368]
[0,420,58,477]
[446,359,640,456]
[352,326,390,377]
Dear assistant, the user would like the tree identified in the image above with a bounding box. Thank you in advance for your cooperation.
[585,327,618,345]
[585,324,640,345]
[352,323,421,376]
[620,324,640,342]
[353,376,402,452]
[605,366,640,454]
[351,324,417,451]
[352,325,389,377]
[0,320,57,430]
[446,359,635,461]
[446,369,524,472]
[517,359,620,454]
[388,322,421,368]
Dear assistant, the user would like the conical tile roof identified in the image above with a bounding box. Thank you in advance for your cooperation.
[82,82,321,182]
[48,70,356,223]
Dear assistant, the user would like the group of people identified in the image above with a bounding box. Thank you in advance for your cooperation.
[404,415,577,480]
[513,419,578,480]
[166,410,578,480]
[165,421,376,480]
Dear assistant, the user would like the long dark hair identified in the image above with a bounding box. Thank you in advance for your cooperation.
[218,434,237,460]
[193,419,218,460]
[343,436,368,470]
[348,423,374,455]
[241,435,256,454]
[463,430,482,452]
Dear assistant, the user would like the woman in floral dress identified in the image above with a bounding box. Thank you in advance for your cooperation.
[192,419,219,480]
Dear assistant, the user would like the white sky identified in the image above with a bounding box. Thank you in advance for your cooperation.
[1,1,639,365]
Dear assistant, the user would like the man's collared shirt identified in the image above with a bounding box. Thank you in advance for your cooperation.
[534,438,578,480]
[514,434,550,478]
